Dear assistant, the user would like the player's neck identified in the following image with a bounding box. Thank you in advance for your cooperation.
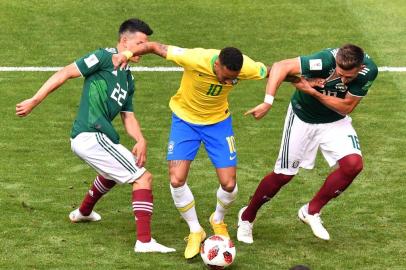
[116,43,126,53]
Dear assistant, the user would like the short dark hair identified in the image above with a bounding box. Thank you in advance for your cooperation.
[219,47,243,71]
[336,44,364,70]
[119,18,153,38]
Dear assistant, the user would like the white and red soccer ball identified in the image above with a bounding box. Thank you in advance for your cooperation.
[200,235,236,269]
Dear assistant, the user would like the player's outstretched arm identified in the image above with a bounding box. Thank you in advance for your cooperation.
[113,42,169,69]
[245,58,301,120]
[16,63,81,117]
[120,112,147,167]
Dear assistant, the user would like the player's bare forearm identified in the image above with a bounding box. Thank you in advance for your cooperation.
[16,63,80,117]
[120,112,146,143]
[151,42,168,58]
[309,91,361,115]
[265,58,301,96]
[130,42,168,58]
[284,75,301,83]
[245,60,297,120]
[121,112,147,166]
[114,42,168,69]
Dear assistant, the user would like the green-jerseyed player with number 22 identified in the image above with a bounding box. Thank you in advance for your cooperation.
[16,18,175,253]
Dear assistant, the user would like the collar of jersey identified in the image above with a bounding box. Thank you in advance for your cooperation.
[210,54,219,74]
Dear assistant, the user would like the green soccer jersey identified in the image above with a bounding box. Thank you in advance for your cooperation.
[70,48,135,144]
[291,48,378,123]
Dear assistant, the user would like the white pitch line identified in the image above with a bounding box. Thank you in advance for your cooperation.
[377,66,406,72]
[0,66,184,72]
[0,66,405,72]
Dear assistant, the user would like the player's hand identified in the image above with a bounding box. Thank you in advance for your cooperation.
[244,102,272,120]
[112,53,129,70]
[307,78,326,88]
[292,77,318,95]
[16,98,38,117]
[132,138,147,167]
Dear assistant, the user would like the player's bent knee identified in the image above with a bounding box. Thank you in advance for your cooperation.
[169,176,186,188]
[221,181,237,192]
[339,154,364,177]
[274,172,294,186]
[133,171,153,190]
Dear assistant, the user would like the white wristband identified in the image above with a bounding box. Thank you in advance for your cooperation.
[264,94,274,105]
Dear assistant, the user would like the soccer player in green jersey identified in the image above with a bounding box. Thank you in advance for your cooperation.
[16,18,175,253]
[238,44,378,243]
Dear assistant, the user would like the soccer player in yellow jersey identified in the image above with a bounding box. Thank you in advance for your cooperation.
[113,43,267,258]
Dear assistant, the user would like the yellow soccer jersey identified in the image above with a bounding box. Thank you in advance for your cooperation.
[166,45,267,124]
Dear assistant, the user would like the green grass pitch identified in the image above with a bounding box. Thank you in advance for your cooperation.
[0,1,405,269]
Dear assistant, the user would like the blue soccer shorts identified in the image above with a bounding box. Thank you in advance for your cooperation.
[167,113,237,168]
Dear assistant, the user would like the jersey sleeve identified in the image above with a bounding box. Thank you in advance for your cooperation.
[75,49,109,77]
[166,46,211,71]
[300,50,335,78]
[238,55,267,80]
[348,63,378,97]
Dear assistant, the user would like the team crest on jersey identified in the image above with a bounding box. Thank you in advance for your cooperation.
[292,160,300,169]
[168,141,175,154]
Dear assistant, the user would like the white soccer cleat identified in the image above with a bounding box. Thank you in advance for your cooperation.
[237,206,254,244]
[134,238,176,253]
[298,204,330,240]
[69,208,101,223]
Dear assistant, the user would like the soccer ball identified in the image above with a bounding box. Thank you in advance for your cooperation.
[200,235,236,269]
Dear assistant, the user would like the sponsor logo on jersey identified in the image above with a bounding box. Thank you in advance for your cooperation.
[309,59,322,70]
[229,154,237,160]
[335,82,347,92]
[104,47,117,53]
[358,67,370,76]
[168,141,175,154]
[84,54,99,68]
[111,70,118,76]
